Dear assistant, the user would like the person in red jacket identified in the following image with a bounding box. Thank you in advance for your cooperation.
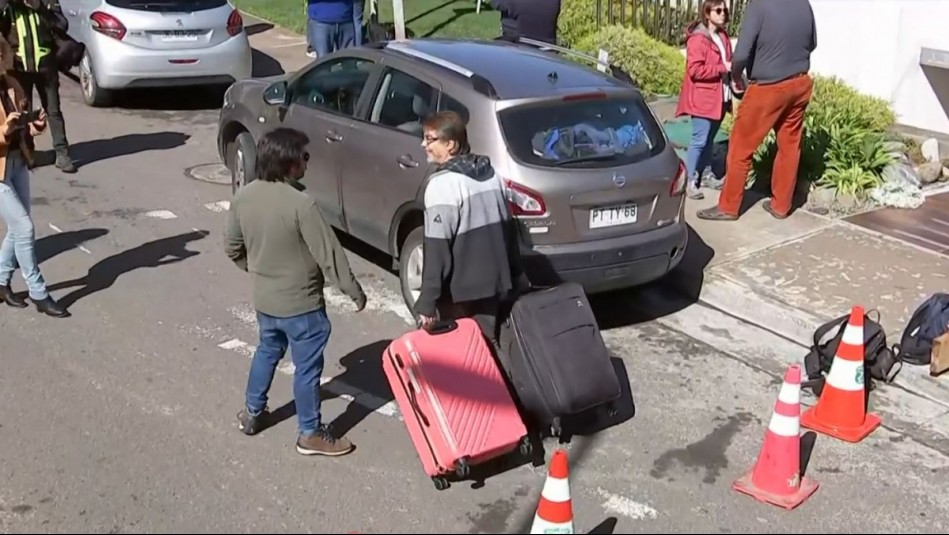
[674,0,737,200]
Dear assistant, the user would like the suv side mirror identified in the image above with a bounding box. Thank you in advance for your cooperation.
[263,81,288,106]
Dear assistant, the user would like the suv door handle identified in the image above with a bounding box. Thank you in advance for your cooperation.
[325,131,343,143]
[397,155,419,168]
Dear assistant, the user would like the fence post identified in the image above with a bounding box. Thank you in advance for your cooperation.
[596,0,602,29]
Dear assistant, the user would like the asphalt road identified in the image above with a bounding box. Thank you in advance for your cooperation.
[1,45,948,534]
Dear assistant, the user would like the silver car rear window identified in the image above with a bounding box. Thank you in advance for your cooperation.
[105,0,227,11]
[498,94,666,169]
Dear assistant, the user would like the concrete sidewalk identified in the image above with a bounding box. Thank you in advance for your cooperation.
[667,188,949,404]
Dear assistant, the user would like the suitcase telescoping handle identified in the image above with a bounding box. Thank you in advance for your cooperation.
[422,319,458,335]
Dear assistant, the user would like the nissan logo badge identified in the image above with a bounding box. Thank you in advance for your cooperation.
[612,174,626,188]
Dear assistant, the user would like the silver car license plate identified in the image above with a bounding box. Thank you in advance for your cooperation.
[162,31,199,41]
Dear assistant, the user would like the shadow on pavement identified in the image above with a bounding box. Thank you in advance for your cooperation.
[48,230,207,308]
[324,339,395,437]
[245,22,274,36]
[36,228,109,264]
[588,517,619,534]
[71,132,190,169]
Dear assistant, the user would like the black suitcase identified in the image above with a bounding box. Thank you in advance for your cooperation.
[496,282,622,436]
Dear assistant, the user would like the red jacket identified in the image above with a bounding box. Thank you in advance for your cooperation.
[675,23,733,121]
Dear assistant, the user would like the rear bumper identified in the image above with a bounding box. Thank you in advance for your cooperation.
[522,218,688,294]
[91,32,253,89]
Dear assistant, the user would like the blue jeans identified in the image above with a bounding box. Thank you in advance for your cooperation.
[353,0,364,46]
[308,20,356,57]
[245,308,332,437]
[685,116,722,186]
[0,153,48,301]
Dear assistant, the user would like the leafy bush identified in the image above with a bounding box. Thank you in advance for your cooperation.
[724,76,898,196]
[573,25,686,97]
[558,0,701,48]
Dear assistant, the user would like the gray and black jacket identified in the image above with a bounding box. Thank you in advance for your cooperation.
[414,154,524,317]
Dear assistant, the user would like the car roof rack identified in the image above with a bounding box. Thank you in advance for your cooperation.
[384,41,499,98]
[515,37,638,89]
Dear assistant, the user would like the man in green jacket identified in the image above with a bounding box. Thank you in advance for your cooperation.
[224,127,366,457]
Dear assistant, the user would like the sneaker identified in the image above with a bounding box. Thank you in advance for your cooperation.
[686,181,705,200]
[296,426,354,457]
[55,151,77,174]
[306,50,317,59]
[237,408,268,436]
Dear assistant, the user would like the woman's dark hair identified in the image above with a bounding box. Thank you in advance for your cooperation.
[700,0,730,25]
[255,127,310,182]
[422,111,470,156]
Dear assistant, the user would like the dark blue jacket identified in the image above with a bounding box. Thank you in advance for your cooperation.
[308,0,353,24]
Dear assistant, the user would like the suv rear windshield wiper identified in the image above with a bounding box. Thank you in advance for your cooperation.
[550,153,620,166]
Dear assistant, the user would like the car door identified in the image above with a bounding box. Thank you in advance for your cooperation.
[338,65,441,253]
[280,55,377,229]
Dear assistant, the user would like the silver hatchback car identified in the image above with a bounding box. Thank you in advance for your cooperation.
[62,0,252,107]
[217,38,688,314]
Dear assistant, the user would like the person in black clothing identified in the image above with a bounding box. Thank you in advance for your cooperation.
[491,0,562,45]
[0,0,76,173]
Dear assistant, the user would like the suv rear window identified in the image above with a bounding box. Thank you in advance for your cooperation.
[497,94,666,169]
[105,0,227,11]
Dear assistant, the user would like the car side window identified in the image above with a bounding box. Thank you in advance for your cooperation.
[368,68,437,138]
[438,93,470,123]
[292,57,374,117]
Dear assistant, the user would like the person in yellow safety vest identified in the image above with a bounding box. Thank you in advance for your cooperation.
[0,0,75,173]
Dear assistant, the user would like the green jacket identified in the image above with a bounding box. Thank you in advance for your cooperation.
[0,0,68,72]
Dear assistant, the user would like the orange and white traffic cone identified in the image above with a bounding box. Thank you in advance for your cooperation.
[801,306,882,443]
[530,449,574,534]
[733,363,819,510]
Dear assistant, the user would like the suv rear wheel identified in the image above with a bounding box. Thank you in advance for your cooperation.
[229,132,256,195]
[398,226,424,318]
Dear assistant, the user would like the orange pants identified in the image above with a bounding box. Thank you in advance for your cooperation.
[719,74,814,216]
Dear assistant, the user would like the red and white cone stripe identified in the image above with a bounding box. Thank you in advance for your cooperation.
[769,374,802,437]
[825,322,865,393]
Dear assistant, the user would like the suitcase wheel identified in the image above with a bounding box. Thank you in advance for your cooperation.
[454,457,471,478]
[519,436,533,458]
[432,476,450,491]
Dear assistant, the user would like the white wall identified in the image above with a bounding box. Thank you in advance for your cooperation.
[808,0,949,135]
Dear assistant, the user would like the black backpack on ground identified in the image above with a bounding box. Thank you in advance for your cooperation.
[802,310,901,395]
[895,293,949,366]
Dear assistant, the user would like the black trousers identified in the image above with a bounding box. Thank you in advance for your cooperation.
[14,69,69,152]
[436,296,504,347]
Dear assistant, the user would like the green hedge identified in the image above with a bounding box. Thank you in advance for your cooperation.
[574,25,686,97]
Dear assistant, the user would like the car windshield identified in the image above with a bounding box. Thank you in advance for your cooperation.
[497,94,666,169]
[105,0,227,11]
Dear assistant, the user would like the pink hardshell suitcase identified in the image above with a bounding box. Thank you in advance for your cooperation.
[382,318,531,490]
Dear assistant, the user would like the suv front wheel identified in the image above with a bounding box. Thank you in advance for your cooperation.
[398,227,424,319]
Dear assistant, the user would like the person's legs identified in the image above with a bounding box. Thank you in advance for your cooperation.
[311,21,334,57]
[336,21,356,50]
[352,0,364,46]
[685,117,712,200]
[0,158,49,303]
[306,18,317,57]
[286,308,353,456]
[239,311,289,435]
[768,75,814,217]
[697,82,788,220]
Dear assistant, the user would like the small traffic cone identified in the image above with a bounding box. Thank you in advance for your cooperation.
[530,449,574,534]
[801,306,882,443]
[733,364,819,510]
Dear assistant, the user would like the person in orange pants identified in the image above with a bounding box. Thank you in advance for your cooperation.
[696,0,817,221]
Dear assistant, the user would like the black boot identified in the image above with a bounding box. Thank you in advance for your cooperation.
[55,150,77,174]
[0,285,27,308]
[33,296,70,318]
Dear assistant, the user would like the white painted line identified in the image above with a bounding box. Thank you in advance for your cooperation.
[77,245,92,255]
[48,223,63,233]
[217,335,401,420]
[145,210,178,220]
[596,488,659,520]
[270,40,308,48]
[325,285,416,325]
[204,200,231,213]
[48,223,92,254]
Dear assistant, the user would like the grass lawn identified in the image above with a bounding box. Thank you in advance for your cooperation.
[233,0,501,40]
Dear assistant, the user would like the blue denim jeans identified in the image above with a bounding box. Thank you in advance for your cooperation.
[353,0,364,46]
[246,308,332,437]
[685,116,722,186]
[308,20,356,57]
[0,153,48,301]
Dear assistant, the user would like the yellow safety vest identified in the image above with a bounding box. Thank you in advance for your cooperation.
[11,5,51,72]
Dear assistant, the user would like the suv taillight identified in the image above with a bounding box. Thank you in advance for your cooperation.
[227,9,244,36]
[670,159,687,196]
[505,180,547,217]
[90,11,126,41]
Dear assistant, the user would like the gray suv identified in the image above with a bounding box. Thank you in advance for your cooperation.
[217,37,688,313]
